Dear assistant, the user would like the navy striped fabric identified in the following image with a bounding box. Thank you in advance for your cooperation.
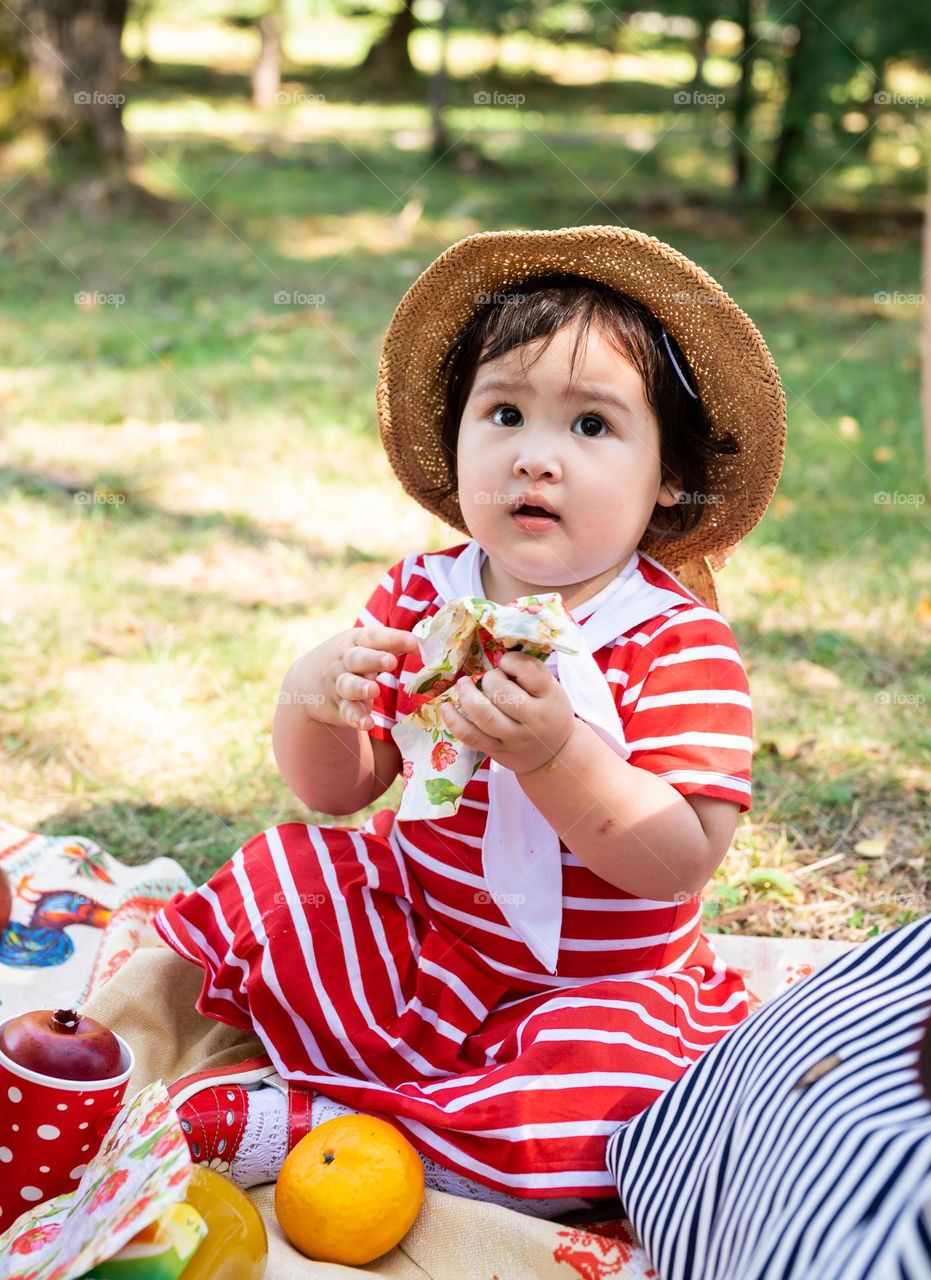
[606,915,931,1279]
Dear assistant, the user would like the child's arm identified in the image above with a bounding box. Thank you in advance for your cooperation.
[274,685,374,815]
[442,635,748,901]
[515,719,736,899]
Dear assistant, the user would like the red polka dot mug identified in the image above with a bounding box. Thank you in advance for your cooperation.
[0,1014,135,1233]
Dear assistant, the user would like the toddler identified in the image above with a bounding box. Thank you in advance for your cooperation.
[156,225,786,1217]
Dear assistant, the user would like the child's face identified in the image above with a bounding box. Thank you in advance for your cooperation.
[456,318,681,609]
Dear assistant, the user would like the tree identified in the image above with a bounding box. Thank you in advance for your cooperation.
[359,0,417,82]
[0,4,31,140]
[427,0,451,158]
[666,0,761,201]
[689,12,712,89]
[765,0,931,206]
[767,1,849,204]
[15,0,130,174]
[253,0,285,108]
[731,0,761,202]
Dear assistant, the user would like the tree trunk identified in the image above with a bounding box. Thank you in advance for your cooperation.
[767,3,812,207]
[851,61,882,164]
[0,4,31,138]
[132,0,156,69]
[252,0,284,110]
[689,17,710,90]
[922,163,931,490]
[18,0,129,171]
[731,0,757,201]
[360,0,417,82]
[428,0,450,159]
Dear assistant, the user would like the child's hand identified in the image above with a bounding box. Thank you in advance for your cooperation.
[439,651,576,775]
[325,624,420,732]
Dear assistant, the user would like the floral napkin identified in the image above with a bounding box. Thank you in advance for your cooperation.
[1,1081,192,1280]
[392,594,580,819]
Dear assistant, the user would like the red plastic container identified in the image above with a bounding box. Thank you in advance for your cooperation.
[0,1014,134,1232]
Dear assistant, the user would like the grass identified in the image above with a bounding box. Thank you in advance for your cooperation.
[0,15,928,943]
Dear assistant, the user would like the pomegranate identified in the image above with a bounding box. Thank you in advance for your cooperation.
[0,1008,123,1081]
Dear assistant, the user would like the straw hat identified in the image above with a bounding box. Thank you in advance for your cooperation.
[376,225,786,611]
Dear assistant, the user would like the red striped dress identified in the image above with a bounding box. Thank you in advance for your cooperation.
[154,542,753,1203]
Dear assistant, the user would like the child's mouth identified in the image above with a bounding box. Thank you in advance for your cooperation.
[511,505,561,531]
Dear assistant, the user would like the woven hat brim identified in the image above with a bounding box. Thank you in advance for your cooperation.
[668,556,719,611]
[376,225,786,595]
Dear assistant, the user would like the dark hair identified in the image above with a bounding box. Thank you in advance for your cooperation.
[435,273,739,543]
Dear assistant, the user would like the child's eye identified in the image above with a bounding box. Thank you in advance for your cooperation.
[490,405,522,427]
[572,414,610,438]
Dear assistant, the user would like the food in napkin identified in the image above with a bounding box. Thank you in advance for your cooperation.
[391,594,580,819]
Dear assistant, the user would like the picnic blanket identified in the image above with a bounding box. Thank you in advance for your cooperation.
[0,820,194,1023]
[0,822,855,1279]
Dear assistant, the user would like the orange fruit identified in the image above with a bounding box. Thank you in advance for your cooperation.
[274,1113,425,1264]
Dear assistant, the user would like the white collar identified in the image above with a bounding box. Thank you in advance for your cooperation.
[420,539,691,972]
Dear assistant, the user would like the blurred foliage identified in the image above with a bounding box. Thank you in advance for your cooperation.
[1,0,927,202]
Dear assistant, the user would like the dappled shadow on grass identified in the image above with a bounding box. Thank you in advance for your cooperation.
[34,801,264,881]
[0,465,385,568]
[736,623,928,687]
[749,747,928,864]
[126,122,723,220]
[3,119,920,343]
[119,58,928,230]
[748,505,927,562]
[131,57,681,115]
[33,797,383,881]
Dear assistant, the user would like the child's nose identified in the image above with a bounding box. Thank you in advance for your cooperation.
[513,447,562,481]
[517,458,560,481]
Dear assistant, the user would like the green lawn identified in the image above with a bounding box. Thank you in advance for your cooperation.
[1,16,928,942]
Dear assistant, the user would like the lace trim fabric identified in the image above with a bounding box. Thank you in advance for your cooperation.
[228,1082,289,1189]
[418,1150,592,1219]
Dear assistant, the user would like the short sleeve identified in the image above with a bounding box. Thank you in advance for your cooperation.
[351,559,408,743]
[615,606,753,812]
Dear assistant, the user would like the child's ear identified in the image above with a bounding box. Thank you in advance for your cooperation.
[655,474,684,508]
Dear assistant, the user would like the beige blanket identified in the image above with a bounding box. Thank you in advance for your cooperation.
[83,931,854,1279]
[83,942,654,1279]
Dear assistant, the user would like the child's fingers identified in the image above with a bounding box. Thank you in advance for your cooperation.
[442,698,501,756]
[480,668,527,718]
[339,697,374,731]
[441,700,479,743]
[498,650,550,692]
[344,646,400,678]
[345,627,419,682]
[335,629,416,726]
[355,625,419,656]
[454,676,509,736]
[335,669,382,702]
